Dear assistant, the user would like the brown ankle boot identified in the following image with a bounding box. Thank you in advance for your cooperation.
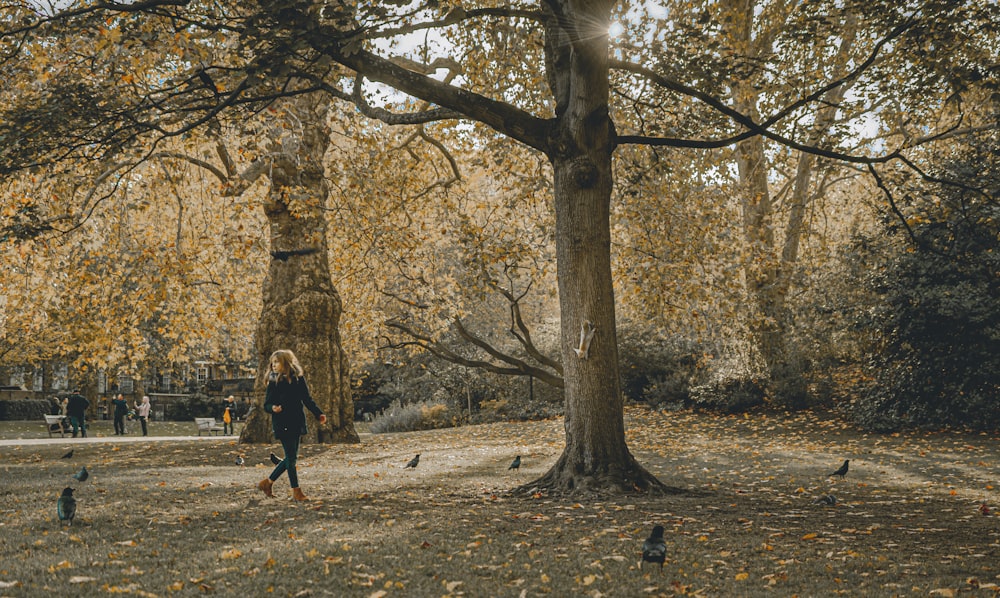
[291,487,307,501]
[257,478,274,498]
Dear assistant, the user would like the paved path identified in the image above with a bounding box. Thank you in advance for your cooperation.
[0,434,233,447]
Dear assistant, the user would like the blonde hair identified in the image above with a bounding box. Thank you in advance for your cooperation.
[269,349,304,381]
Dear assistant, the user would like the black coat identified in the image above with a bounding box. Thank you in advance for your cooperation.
[66,394,89,418]
[263,374,323,440]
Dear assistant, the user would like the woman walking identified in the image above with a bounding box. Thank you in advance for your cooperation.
[257,349,326,501]
[134,395,151,436]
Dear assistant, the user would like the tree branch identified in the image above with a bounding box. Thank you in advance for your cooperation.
[385,319,564,388]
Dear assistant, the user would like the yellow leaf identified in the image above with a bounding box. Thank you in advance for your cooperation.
[801,533,818,540]
[735,572,749,581]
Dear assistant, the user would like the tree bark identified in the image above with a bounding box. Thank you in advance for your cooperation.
[519,0,672,495]
[240,97,359,445]
[728,3,858,406]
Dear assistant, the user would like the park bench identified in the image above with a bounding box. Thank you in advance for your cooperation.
[194,417,224,436]
[44,414,68,438]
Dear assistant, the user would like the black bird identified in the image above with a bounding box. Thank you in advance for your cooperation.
[57,487,76,526]
[814,494,837,506]
[404,454,420,469]
[829,459,849,478]
[61,449,74,459]
[269,452,281,466]
[640,525,667,573]
[72,466,89,482]
[235,456,245,467]
[508,455,521,471]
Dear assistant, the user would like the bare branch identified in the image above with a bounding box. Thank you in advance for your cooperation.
[385,319,564,388]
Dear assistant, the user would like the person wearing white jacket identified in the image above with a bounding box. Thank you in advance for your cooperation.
[134,395,152,436]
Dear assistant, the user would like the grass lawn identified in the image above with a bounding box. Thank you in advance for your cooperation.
[1,406,999,597]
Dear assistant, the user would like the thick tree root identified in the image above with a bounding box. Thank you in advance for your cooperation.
[511,453,685,497]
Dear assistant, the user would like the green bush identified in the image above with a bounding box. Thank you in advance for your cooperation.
[163,393,217,421]
[368,399,457,433]
[618,329,707,409]
[853,136,1000,431]
[0,399,49,420]
[689,377,766,413]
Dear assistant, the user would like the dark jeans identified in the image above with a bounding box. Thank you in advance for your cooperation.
[69,415,87,438]
[224,421,234,435]
[268,435,302,488]
[114,413,126,435]
[139,416,148,436]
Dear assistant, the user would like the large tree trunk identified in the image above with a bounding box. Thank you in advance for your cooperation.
[522,0,671,495]
[728,3,858,407]
[727,0,806,405]
[240,98,359,445]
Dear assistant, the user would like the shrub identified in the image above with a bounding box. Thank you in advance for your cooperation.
[368,399,457,433]
[163,393,217,421]
[852,136,1000,431]
[689,377,766,413]
[618,328,708,409]
[0,399,49,420]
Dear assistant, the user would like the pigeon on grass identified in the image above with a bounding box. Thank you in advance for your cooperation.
[61,450,74,459]
[640,525,666,573]
[57,487,76,526]
[72,466,89,482]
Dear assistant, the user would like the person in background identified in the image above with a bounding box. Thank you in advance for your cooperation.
[66,389,89,438]
[134,395,151,436]
[112,393,129,435]
[257,350,326,501]
[222,395,237,436]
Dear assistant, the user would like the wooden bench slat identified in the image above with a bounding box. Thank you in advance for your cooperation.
[44,414,68,438]
[194,417,224,436]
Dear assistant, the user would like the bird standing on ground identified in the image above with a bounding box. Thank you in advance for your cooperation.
[235,456,245,467]
[814,494,837,506]
[57,487,76,526]
[72,466,89,482]
[829,459,849,478]
[61,449,74,459]
[640,525,666,573]
[404,454,420,469]
[508,456,521,471]
[269,452,281,466]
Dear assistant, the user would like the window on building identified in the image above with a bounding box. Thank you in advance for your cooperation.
[9,368,24,388]
[53,364,69,390]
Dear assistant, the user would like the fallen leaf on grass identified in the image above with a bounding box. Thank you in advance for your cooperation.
[68,576,96,583]
[48,560,73,572]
